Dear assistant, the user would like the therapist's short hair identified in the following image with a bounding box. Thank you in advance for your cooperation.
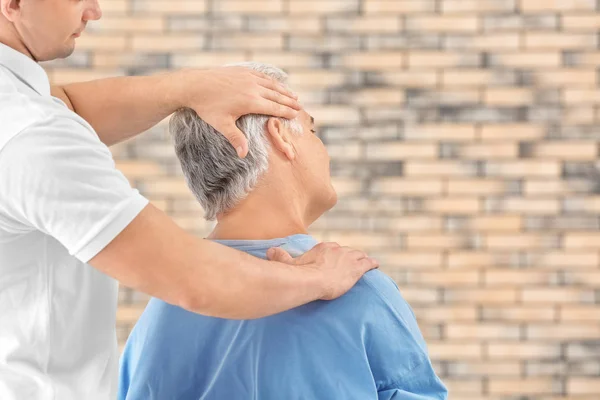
[169,62,303,221]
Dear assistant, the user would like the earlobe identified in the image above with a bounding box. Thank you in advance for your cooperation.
[266,118,295,161]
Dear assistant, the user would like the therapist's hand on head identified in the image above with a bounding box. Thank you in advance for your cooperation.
[180,66,302,158]
[267,242,379,301]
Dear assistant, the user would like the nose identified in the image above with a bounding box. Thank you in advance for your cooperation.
[83,0,102,21]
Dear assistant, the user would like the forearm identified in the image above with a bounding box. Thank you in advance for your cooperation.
[51,70,190,146]
[90,205,324,320]
[180,240,324,319]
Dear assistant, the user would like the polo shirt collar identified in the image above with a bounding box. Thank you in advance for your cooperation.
[0,42,50,97]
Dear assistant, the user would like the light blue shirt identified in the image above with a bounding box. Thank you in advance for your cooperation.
[119,234,447,400]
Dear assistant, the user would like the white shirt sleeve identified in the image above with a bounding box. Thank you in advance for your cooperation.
[0,115,149,263]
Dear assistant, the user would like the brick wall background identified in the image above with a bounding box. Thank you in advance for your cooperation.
[43,0,600,398]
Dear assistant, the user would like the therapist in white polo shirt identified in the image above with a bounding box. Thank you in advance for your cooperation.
[0,1,379,399]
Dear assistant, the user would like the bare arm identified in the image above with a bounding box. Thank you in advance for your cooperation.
[51,67,301,155]
[89,204,378,320]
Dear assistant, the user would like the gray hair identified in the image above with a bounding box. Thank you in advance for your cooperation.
[169,62,303,220]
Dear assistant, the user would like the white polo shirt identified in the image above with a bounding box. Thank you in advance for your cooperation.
[0,43,148,399]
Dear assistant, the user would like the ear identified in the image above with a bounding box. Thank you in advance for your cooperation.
[0,0,21,21]
[266,117,295,161]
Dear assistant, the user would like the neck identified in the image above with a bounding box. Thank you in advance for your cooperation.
[0,24,35,60]
[207,179,312,241]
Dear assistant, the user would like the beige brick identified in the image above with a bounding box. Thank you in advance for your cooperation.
[447,361,522,377]
[486,161,561,177]
[213,0,284,13]
[131,35,206,51]
[568,378,600,395]
[460,143,519,159]
[379,71,439,87]
[471,215,523,231]
[212,34,284,50]
[132,1,208,13]
[565,233,600,249]
[406,16,480,32]
[484,88,534,106]
[310,106,360,125]
[525,180,597,196]
[411,271,480,286]
[524,33,597,49]
[376,216,444,232]
[327,17,402,33]
[522,288,594,304]
[353,88,404,105]
[405,124,477,141]
[406,234,468,249]
[446,322,521,339]
[408,51,471,68]
[371,178,444,195]
[530,142,598,159]
[288,0,359,14]
[326,142,363,160]
[527,324,600,340]
[116,305,146,324]
[535,69,598,86]
[95,16,165,33]
[442,69,499,86]
[489,379,556,395]
[413,306,478,322]
[378,252,444,269]
[339,52,405,69]
[485,234,558,249]
[488,342,561,359]
[366,143,437,160]
[446,179,509,195]
[471,33,521,50]
[442,0,516,13]
[250,52,315,68]
[563,15,600,30]
[428,342,484,359]
[100,0,129,13]
[141,179,196,197]
[559,305,600,321]
[565,106,595,123]
[479,124,545,141]
[447,252,495,269]
[445,289,519,304]
[564,89,600,104]
[115,161,163,178]
[287,71,346,88]
[484,270,555,286]
[482,306,556,321]
[171,52,248,68]
[364,0,436,14]
[404,161,477,177]
[520,0,596,12]
[576,51,600,66]
[529,251,599,269]
[75,34,128,51]
[424,197,481,214]
[503,198,561,214]
[492,52,562,67]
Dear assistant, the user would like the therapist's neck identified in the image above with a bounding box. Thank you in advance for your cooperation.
[0,24,35,60]
[207,176,313,241]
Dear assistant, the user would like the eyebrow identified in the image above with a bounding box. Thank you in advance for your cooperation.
[310,115,315,124]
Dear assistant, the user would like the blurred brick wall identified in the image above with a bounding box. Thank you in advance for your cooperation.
[44,0,600,398]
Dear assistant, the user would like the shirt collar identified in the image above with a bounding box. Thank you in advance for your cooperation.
[0,42,51,97]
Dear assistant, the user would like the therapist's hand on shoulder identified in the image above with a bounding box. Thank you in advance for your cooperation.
[267,243,379,301]
[178,66,302,158]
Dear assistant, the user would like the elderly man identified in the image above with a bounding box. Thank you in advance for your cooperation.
[119,62,447,400]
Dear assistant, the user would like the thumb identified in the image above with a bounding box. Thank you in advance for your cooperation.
[267,247,295,264]
[221,123,249,158]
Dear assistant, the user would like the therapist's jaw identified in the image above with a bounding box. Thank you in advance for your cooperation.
[170,62,337,241]
[0,0,102,61]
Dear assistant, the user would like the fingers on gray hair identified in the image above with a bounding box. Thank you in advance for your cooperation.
[169,62,302,220]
